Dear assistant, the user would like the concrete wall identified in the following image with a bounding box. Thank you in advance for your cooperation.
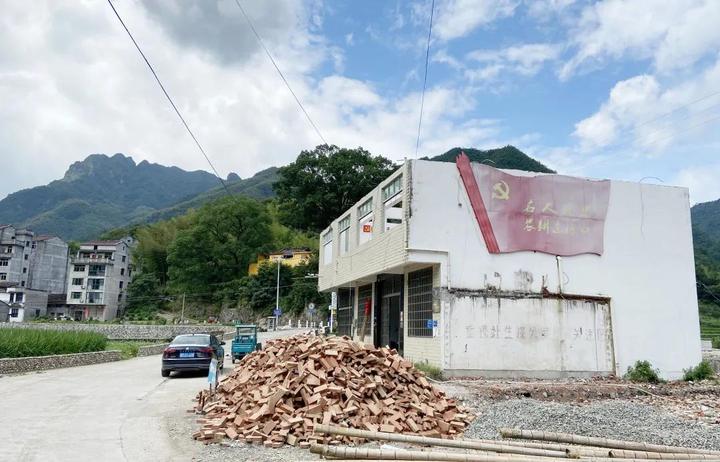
[443,294,613,377]
[0,350,122,375]
[408,160,701,379]
[28,237,68,293]
[0,323,230,341]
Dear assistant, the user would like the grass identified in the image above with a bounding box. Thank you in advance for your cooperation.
[414,361,444,381]
[683,360,716,381]
[106,341,157,360]
[625,360,663,383]
[0,328,107,358]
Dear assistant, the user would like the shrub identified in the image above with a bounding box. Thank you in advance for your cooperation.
[0,328,107,358]
[625,360,662,383]
[683,360,715,381]
[414,362,444,381]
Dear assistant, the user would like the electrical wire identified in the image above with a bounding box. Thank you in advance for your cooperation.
[414,0,435,159]
[233,0,328,146]
[106,0,230,196]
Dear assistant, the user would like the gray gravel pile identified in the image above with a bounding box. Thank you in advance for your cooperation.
[465,399,720,451]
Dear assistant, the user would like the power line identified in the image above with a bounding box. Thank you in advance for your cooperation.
[106,0,230,195]
[414,0,435,159]
[233,0,328,146]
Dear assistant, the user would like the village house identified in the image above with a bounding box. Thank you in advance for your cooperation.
[318,155,701,380]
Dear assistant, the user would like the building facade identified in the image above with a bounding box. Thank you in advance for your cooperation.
[0,287,49,322]
[64,237,134,321]
[27,236,69,294]
[0,225,34,288]
[318,158,701,380]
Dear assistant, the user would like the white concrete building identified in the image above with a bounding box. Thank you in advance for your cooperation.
[318,158,701,380]
[64,237,134,321]
[0,286,49,322]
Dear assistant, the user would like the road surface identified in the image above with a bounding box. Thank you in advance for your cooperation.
[0,328,307,462]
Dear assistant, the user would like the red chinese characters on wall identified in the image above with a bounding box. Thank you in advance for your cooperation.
[456,153,610,256]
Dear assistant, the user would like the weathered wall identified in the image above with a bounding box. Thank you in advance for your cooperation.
[137,343,170,357]
[408,160,701,379]
[443,293,613,377]
[0,350,122,375]
[0,323,229,340]
[27,237,68,294]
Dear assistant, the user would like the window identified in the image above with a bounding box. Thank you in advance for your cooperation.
[31,242,36,249]
[35,309,40,317]
[88,278,104,290]
[322,230,333,265]
[87,292,103,304]
[407,267,434,337]
[356,285,372,341]
[88,265,105,276]
[118,293,123,302]
[336,288,355,337]
[5,246,12,254]
[72,278,84,286]
[71,292,82,300]
[74,265,85,272]
[22,267,27,274]
[338,216,351,255]
[24,254,28,260]
[358,199,374,245]
[381,175,402,201]
[122,255,126,263]
[10,308,18,318]
[21,281,25,287]
[11,293,23,303]
[0,273,6,280]
[25,241,30,247]
[0,259,7,266]
[382,175,404,231]
[120,268,125,276]
[119,281,124,289]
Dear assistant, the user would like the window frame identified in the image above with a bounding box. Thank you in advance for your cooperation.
[322,229,333,265]
[338,216,351,255]
[407,267,434,338]
[381,175,403,202]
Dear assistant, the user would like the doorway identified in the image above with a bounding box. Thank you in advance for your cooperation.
[374,274,404,355]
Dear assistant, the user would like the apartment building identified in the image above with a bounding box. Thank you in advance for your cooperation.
[65,237,134,321]
[319,156,701,380]
[0,225,68,322]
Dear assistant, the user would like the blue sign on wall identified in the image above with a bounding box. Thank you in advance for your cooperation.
[426,319,438,329]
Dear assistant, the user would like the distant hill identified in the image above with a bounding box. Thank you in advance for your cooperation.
[0,154,221,240]
[429,146,556,173]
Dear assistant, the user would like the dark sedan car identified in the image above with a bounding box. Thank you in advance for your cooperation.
[161,333,225,377]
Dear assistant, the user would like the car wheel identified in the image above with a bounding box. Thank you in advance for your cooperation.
[161,369,170,378]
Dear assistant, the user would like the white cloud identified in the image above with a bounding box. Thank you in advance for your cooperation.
[344,32,354,46]
[674,161,720,204]
[573,57,720,153]
[525,0,576,20]
[0,0,508,199]
[432,0,519,41]
[560,0,720,79]
[464,43,562,81]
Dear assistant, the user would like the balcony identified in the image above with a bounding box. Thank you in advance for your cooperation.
[72,256,114,265]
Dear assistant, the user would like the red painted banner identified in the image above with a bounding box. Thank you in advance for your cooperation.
[457,153,610,256]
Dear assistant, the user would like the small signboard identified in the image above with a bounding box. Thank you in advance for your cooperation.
[208,358,218,389]
[425,319,438,329]
[273,307,282,317]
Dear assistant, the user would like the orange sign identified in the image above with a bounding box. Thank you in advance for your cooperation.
[362,224,372,233]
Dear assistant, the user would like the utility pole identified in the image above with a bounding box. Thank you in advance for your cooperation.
[275,259,280,331]
[180,293,186,324]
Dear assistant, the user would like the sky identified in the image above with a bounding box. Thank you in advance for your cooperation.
[1,0,720,203]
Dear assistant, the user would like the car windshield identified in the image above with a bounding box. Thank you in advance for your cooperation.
[171,334,210,346]
[236,327,254,334]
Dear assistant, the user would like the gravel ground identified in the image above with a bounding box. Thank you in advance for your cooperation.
[464,398,720,451]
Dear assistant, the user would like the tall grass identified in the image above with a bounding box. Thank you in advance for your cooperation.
[0,329,107,358]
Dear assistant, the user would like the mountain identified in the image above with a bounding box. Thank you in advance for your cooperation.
[429,146,556,173]
[0,154,222,240]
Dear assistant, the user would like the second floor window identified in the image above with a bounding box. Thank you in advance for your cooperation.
[322,230,333,265]
[338,216,351,256]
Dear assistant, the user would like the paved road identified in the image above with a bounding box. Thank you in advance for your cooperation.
[0,328,306,462]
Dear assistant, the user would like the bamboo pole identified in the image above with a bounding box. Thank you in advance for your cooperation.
[314,424,573,458]
[500,429,720,456]
[309,444,720,462]
[489,440,720,460]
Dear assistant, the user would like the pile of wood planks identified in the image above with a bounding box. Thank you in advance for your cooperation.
[192,334,472,446]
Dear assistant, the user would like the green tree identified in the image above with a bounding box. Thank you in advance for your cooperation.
[125,272,165,317]
[274,145,395,232]
[167,196,271,295]
[237,261,294,314]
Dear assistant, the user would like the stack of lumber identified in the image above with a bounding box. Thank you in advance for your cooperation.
[192,334,472,446]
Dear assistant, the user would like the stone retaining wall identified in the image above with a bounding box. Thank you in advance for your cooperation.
[137,343,170,357]
[0,322,230,341]
[0,350,122,375]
